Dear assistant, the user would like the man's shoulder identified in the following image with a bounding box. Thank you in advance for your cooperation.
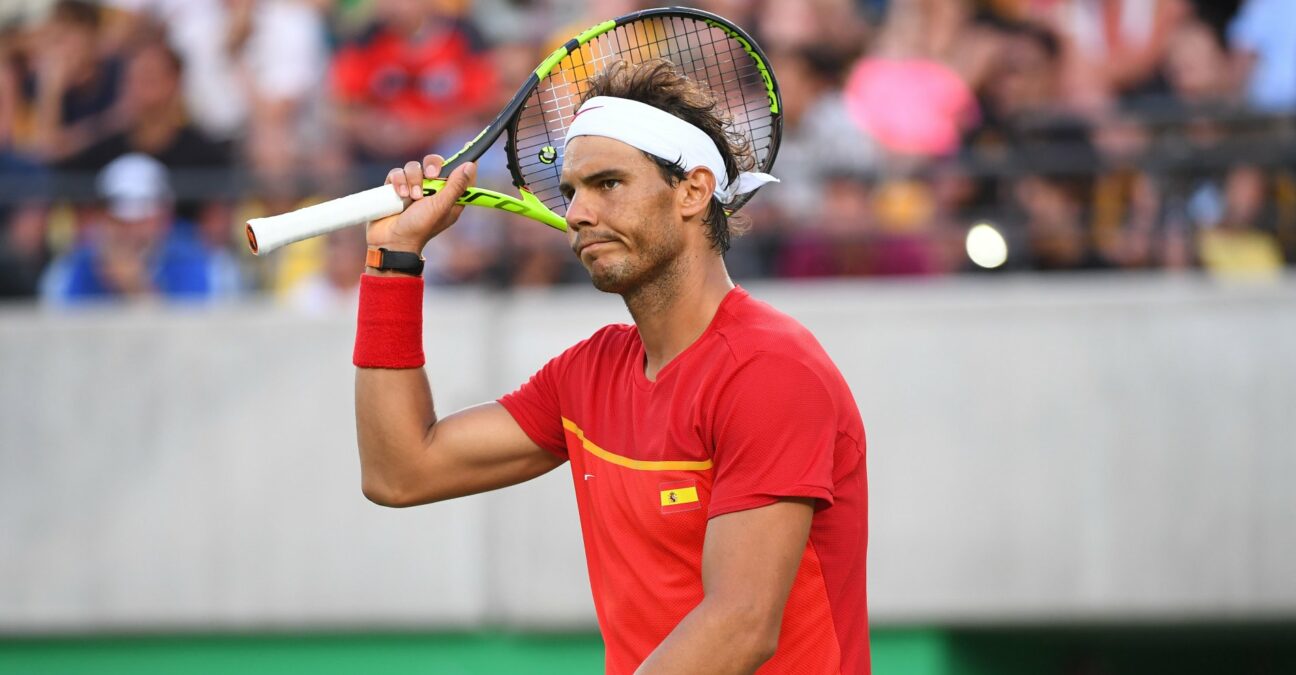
[552,322,636,367]
[580,322,636,347]
[714,288,830,366]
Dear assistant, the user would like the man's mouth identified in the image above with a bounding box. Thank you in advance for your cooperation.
[575,236,619,255]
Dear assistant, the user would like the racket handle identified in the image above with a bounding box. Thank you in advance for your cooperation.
[245,184,406,255]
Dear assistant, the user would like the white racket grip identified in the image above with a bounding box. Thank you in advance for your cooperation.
[245,184,407,255]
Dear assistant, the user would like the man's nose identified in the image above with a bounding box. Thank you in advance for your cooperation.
[564,191,595,231]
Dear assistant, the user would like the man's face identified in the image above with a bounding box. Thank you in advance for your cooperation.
[559,136,686,294]
[122,45,179,115]
[106,208,168,251]
[990,34,1055,115]
[46,20,96,74]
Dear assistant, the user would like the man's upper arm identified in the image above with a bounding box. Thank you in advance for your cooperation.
[708,353,838,517]
[398,346,575,505]
[399,401,566,504]
[690,353,838,645]
[701,498,816,637]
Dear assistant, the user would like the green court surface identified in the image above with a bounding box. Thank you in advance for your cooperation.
[0,631,603,675]
[2,625,1293,674]
[2,630,918,675]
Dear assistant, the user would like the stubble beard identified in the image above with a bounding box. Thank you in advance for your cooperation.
[587,220,686,313]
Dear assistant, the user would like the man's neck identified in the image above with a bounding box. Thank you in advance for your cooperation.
[625,254,734,381]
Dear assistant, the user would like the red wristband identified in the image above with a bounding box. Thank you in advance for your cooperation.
[353,274,425,369]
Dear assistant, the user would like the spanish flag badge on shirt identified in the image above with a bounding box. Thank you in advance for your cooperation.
[659,480,701,514]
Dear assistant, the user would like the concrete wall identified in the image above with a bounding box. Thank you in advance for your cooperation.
[2,275,1294,632]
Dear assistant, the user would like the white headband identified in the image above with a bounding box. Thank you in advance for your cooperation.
[563,96,778,204]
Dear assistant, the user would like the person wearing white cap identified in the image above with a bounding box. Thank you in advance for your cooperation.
[40,153,224,304]
[354,60,870,675]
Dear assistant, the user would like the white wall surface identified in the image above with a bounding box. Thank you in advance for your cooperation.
[1,275,1293,631]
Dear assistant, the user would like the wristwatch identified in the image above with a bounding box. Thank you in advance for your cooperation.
[366,247,425,276]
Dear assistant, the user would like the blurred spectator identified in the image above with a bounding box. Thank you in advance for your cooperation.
[1228,0,1296,112]
[281,226,366,314]
[844,0,989,157]
[1161,16,1241,105]
[1,30,52,298]
[0,0,1293,299]
[487,221,578,287]
[770,170,970,278]
[469,0,570,46]
[104,0,329,146]
[330,0,497,164]
[235,1,336,195]
[0,2,53,29]
[0,199,51,299]
[58,35,233,246]
[845,56,978,157]
[1023,0,1190,109]
[757,0,868,57]
[25,1,122,161]
[39,153,231,304]
[770,46,880,219]
[1014,172,1110,271]
[980,22,1064,126]
[1195,166,1285,279]
[1150,12,1285,274]
[58,38,229,179]
[1089,112,1161,268]
[868,178,949,275]
[774,172,873,278]
[1011,126,1113,271]
[100,1,235,139]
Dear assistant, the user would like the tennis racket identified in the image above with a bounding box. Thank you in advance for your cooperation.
[245,6,782,255]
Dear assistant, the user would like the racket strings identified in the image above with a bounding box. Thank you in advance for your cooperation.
[513,16,777,218]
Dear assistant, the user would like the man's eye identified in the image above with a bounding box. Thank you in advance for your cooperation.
[600,179,620,190]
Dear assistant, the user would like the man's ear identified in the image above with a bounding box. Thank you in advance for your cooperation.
[678,166,716,220]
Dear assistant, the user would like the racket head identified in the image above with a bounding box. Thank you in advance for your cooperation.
[505,8,782,224]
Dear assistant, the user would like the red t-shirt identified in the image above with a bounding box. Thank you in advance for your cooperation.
[331,22,495,124]
[499,287,869,674]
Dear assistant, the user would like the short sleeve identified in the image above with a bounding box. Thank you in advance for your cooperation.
[498,354,570,461]
[708,353,838,519]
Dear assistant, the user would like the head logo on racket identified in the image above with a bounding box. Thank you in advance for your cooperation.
[538,145,557,164]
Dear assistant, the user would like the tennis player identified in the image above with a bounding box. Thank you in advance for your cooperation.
[353,60,868,675]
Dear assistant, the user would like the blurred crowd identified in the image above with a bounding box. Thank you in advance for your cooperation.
[1,0,1293,309]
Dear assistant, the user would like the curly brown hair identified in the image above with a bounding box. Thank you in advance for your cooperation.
[582,60,754,254]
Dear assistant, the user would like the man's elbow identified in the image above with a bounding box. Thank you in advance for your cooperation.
[360,474,426,508]
[360,472,453,508]
[736,624,780,668]
[361,479,408,508]
[716,601,782,666]
[750,626,780,666]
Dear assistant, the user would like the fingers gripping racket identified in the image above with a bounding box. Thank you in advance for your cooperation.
[245,6,782,255]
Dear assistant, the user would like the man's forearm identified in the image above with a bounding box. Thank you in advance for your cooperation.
[635,599,778,675]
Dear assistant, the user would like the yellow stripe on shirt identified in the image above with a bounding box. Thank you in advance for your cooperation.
[561,417,714,472]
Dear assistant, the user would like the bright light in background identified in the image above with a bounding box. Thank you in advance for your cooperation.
[966,223,1008,269]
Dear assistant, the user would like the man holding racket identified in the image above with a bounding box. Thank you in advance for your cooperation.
[354,61,868,675]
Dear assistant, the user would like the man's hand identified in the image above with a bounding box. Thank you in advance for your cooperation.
[95,221,157,297]
[366,154,477,255]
